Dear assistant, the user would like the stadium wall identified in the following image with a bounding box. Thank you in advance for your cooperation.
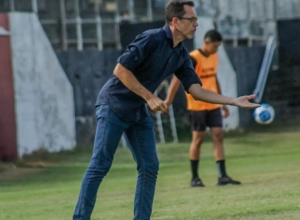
[0,14,18,161]
[0,12,76,161]
[225,46,266,128]
[263,66,300,125]
[56,50,121,144]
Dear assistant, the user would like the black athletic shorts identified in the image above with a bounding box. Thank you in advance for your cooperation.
[189,108,223,131]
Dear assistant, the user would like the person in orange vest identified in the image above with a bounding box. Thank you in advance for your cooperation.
[165,30,241,187]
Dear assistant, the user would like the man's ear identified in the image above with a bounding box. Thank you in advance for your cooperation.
[172,17,179,27]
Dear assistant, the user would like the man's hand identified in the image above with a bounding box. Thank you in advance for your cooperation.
[232,94,260,109]
[221,105,230,118]
[146,95,168,112]
[160,100,172,114]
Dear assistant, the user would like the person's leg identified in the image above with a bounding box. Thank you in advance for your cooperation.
[210,127,226,176]
[189,111,206,187]
[208,108,241,186]
[73,105,128,220]
[124,116,158,220]
[190,131,206,176]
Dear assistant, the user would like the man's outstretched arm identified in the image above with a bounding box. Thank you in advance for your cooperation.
[188,83,260,109]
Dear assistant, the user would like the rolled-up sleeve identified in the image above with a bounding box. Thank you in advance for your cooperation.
[174,54,202,93]
[117,32,155,72]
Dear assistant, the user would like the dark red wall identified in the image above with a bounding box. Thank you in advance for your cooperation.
[0,13,18,161]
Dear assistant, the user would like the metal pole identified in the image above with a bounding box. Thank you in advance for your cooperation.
[247,0,252,47]
[115,0,122,50]
[263,0,268,43]
[214,0,221,19]
[154,85,166,144]
[155,111,165,144]
[128,0,135,20]
[75,0,83,51]
[273,0,277,20]
[232,0,238,47]
[164,85,178,143]
[60,0,68,50]
[147,0,153,21]
[9,0,15,11]
[31,0,38,16]
[215,0,221,37]
[168,105,178,143]
[273,0,278,47]
[95,1,103,50]
[154,80,178,143]
[288,0,294,18]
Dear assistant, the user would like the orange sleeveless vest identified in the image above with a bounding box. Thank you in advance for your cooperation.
[186,49,220,111]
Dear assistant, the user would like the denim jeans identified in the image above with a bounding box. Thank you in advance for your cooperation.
[73,104,159,220]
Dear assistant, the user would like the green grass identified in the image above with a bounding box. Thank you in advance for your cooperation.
[0,129,300,220]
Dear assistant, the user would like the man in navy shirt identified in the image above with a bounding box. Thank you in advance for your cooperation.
[73,1,259,220]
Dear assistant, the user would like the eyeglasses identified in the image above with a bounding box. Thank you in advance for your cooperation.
[178,17,198,24]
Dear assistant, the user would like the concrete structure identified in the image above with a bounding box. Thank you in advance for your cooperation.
[0,12,76,160]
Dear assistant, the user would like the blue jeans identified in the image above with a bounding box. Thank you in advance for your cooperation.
[73,105,159,220]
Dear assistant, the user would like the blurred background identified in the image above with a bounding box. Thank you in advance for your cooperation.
[1,0,300,48]
[1,1,300,220]
[1,0,300,159]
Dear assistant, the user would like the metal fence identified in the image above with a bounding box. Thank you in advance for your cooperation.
[1,0,300,50]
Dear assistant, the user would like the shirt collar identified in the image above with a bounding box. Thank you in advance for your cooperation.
[163,25,183,49]
[198,49,210,58]
[163,25,173,40]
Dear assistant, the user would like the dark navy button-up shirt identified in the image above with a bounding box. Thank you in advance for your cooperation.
[96,25,201,122]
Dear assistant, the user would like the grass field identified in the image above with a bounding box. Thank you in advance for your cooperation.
[0,128,300,220]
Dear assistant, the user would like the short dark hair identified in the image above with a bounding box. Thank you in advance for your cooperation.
[165,0,195,24]
[204,30,223,42]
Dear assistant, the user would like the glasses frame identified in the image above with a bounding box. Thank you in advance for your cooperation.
[178,17,198,24]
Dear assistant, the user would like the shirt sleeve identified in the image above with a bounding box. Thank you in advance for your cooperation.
[174,52,202,93]
[117,32,155,72]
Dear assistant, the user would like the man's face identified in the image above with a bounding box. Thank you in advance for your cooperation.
[205,39,222,54]
[175,5,198,39]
